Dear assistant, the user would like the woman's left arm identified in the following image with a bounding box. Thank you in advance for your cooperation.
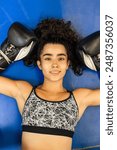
[73,88,100,119]
[84,88,100,107]
[74,88,100,107]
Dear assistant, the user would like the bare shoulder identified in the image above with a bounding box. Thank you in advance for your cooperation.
[15,80,33,101]
[73,88,93,99]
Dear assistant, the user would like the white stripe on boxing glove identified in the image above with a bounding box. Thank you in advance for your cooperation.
[82,51,97,71]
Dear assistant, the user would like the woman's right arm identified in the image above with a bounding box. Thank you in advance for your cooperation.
[0,76,20,99]
[0,22,37,98]
[0,76,33,101]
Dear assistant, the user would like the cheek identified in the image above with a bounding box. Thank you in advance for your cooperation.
[41,62,51,73]
[60,62,69,70]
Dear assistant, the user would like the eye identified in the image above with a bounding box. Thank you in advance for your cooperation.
[44,57,51,61]
[58,57,65,61]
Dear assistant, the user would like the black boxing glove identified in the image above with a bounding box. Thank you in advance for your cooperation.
[78,31,100,71]
[0,22,37,72]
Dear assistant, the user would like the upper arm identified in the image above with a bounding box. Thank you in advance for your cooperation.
[0,76,19,98]
[73,88,100,119]
[15,80,33,101]
[0,76,32,100]
[74,88,100,108]
[83,88,100,107]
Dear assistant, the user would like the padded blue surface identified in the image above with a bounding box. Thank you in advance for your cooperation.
[0,0,100,149]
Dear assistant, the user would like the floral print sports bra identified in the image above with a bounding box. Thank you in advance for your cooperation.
[22,88,79,138]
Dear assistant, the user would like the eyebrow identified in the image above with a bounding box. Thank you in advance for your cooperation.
[42,53,67,57]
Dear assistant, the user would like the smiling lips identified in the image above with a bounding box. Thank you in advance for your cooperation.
[50,70,61,75]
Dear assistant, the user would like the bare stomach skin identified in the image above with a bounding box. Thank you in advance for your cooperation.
[22,132,72,150]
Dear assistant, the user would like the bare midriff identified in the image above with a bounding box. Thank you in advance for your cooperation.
[22,132,72,150]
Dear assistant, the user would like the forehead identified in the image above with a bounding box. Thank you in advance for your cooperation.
[41,43,67,55]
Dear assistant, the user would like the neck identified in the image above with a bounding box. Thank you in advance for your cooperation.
[39,79,66,93]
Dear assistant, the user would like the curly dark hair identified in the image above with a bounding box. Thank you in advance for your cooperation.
[24,18,85,75]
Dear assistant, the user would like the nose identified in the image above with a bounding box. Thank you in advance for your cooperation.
[52,61,58,68]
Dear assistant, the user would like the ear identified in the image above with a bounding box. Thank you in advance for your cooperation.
[37,60,42,70]
[67,60,70,69]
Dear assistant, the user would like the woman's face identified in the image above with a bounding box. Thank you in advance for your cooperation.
[37,43,70,82]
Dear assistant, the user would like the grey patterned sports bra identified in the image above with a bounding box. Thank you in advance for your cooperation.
[22,88,79,138]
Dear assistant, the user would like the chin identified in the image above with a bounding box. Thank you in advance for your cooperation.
[46,75,64,82]
[50,77,63,82]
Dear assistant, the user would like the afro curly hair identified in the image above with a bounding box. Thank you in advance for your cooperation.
[24,18,85,75]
